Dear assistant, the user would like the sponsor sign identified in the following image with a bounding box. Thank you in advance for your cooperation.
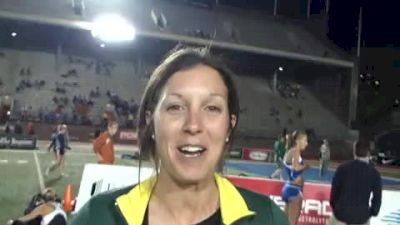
[242,147,275,162]
[0,134,36,149]
[9,135,36,149]
[0,135,10,147]
[229,148,242,159]
[228,176,399,225]
[119,130,137,141]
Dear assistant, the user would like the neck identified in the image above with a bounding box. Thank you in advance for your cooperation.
[356,156,369,163]
[151,172,219,224]
[293,145,302,153]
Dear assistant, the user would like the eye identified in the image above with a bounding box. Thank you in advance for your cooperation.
[167,104,184,112]
[206,105,222,113]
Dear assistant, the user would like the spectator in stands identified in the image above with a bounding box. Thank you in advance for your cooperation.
[297,109,303,119]
[329,138,382,225]
[71,47,290,225]
[26,122,35,136]
[127,113,134,128]
[93,121,119,164]
[7,188,67,225]
[5,122,10,134]
[105,103,117,121]
[282,130,310,225]
[14,121,23,135]
[319,139,330,178]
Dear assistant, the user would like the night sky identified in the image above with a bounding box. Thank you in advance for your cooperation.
[329,0,400,124]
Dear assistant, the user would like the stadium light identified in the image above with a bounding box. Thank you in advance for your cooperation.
[91,14,136,43]
[278,66,284,72]
[100,43,106,48]
[11,32,17,37]
[394,99,399,107]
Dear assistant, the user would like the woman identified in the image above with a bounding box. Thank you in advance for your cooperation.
[71,47,290,225]
[7,188,67,225]
[319,139,330,178]
[45,124,68,177]
[282,130,309,225]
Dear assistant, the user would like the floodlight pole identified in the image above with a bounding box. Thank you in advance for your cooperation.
[273,70,278,94]
[326,0,330,15]
[357,6,363,57]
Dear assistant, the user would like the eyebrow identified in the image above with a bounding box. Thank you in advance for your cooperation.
[167,93,226,99]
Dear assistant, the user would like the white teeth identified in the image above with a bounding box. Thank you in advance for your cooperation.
[178,145,206,157]
[180,146,204,152]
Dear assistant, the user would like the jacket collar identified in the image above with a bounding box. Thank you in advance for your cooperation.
[116,173,255,225]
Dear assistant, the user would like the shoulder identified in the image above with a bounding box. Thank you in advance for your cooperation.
[33,202,53,215]
[284,149,294,156]
[336,160,355,170]
[236,187,290,225]
[70,185,134,225]
[369,164,381,177]
[95,132,108,141]
[93,184,133,203]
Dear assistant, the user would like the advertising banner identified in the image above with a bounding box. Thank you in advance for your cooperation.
[242,147,275,162]
[228,176,400,225]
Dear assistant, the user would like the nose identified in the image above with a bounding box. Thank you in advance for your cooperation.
[183,108,203,135]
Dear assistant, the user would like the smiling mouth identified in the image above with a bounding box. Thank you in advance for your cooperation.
[177,145,206,158]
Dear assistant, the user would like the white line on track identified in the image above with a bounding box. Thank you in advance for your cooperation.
[0,159,8,164]
[17,160,28,164]
[33,151,45,190]
[0,149,40,154]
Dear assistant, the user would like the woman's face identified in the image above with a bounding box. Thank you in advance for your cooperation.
[297,135,308,151]
[152,64,235,184]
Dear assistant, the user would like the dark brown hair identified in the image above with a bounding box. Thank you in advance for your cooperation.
[137,47,240,172]
[354,138,370,157]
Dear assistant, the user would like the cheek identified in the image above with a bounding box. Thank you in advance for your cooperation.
[208,118,230,143]
[154,116,180,145]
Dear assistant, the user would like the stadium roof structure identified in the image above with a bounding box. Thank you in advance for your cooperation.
[0,0,354,68]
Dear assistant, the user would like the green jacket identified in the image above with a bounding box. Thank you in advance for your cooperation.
[274,140,286,160]
[70,174,290,225]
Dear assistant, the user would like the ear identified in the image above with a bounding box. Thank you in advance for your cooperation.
[145,111,152,126]
[230,114,237,129]
[225,115,237,143]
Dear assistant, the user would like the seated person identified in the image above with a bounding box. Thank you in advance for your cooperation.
[7,188,67,225]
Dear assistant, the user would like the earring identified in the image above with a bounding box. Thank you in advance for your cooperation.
[225,137,229,142]
[151,134,155,140]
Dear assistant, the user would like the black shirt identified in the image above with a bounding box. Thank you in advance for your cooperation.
[143,208,222,225]
[330,159,382,224]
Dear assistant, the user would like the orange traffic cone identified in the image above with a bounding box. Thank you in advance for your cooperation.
[63,184,74,212]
